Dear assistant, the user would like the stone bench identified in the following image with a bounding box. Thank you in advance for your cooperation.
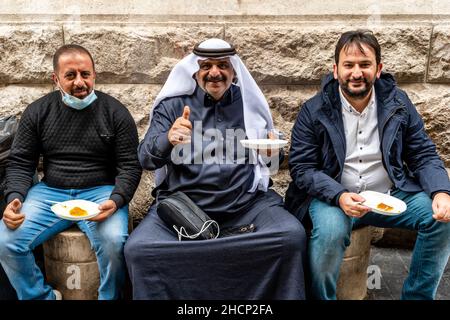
[43,218,133,300]
[43,226,100,300]
[336,226,372,300]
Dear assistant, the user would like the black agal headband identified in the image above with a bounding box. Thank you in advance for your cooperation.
[193,43,236,57]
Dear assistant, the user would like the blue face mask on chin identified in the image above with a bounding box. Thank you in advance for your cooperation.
[60,88,97,110]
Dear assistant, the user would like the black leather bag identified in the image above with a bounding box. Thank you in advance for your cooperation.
[0,116,18,166]
[157,191,219,240]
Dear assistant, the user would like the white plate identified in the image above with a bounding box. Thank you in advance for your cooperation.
[51,200,101,221]
[359,191,407,216]
[240,139,288,150]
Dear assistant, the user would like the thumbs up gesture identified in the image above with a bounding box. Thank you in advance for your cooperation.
[168,106,192,146]
[2,198,25,230]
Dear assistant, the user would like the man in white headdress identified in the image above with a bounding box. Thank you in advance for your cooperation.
[124,38,306,299]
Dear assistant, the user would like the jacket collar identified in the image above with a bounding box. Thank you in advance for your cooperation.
[318,72,401,169]
[373,73,404,134]
[320,72,401,123]
[320,72,397,109]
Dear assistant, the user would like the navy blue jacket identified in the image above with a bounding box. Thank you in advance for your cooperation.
[285,72,450,220]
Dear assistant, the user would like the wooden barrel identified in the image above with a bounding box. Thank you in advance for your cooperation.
[43,226,100,300]
[336,226,372,300]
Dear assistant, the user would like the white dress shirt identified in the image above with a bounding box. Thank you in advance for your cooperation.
[339,86,393,194]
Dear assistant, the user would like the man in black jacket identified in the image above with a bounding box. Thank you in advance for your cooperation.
[0,44,142,300]
[286,30,450,300]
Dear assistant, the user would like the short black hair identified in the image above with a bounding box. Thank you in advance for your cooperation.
[53,44,95,72]
[335,30,381,65]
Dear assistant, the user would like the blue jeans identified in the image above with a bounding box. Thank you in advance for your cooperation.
[308,189,450,300]
[0,182,128,300]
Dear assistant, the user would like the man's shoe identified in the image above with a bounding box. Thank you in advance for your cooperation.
[53,289,63,300]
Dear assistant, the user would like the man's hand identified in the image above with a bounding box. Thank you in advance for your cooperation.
[168,106,192,146]
[2,199,25,230]
[88,200,117,222]
[432,192,450,223]
[338,192,372,218]
[258,130,280,158]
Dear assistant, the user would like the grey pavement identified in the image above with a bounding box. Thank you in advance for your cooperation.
[366,245,450,300]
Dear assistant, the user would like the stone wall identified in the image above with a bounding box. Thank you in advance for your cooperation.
[1,1,449,223]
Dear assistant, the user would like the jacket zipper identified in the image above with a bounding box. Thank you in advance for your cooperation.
[379,101,406,180]
[320,92,346,175]
[381,105,403,137]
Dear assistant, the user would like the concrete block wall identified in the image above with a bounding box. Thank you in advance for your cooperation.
[1,1,449,223]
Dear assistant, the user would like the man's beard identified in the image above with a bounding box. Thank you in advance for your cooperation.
[339,77,374,100]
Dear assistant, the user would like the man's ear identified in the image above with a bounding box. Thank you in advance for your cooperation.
[333,64,338,79]
[51,73,58,87]
[376,63,383,79]
[193,71,199,82]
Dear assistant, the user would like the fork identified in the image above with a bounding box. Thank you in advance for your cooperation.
[44,200,68,208]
